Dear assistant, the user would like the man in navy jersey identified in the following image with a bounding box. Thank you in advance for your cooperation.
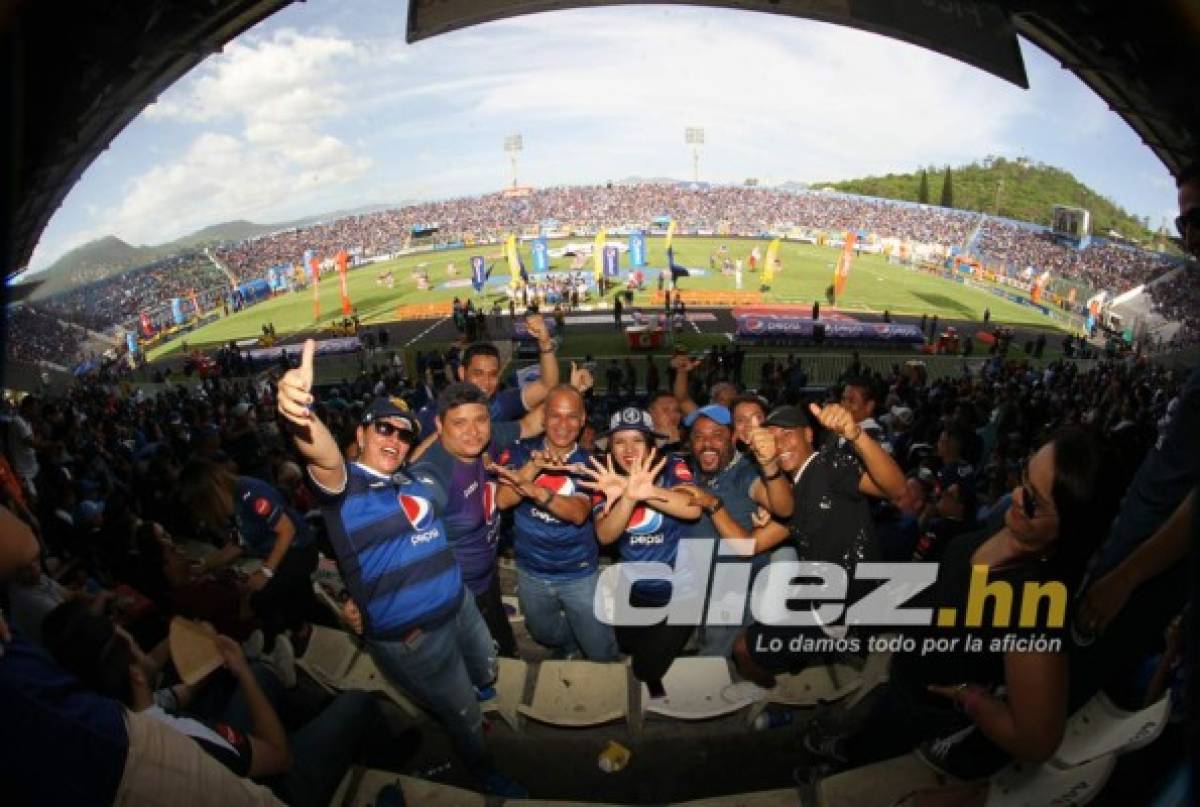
[493,384,618,660]
[410,383,527,657]
[414,312,559,438]
[277,341,525,797]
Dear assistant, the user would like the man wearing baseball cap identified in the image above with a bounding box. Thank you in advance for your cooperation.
[677,403,793,657]
[685,401,904,687]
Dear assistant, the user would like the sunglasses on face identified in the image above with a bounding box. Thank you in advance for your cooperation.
[371,420,414,440]
[1176,208,1200,238]
[1019,466,1052,520]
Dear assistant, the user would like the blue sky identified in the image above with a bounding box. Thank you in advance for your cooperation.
[25,0,1179,272]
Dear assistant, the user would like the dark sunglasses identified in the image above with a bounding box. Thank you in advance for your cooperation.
[1176,208,1200,238]
[372,420,415,440]
[1018,466,1052,520]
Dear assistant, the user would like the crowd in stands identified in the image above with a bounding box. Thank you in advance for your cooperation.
[4,304,89,367]
[1148,269,1200,348]
[38,254,228,333]
[975,219,1177,294]
[1,285,1193,800]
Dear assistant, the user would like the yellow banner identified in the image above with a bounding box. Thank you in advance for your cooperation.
[593,228,606,281]
[506,234,522,287]
[762,238,780,285]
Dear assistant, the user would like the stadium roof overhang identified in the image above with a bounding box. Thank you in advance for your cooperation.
[3,0,1198,281]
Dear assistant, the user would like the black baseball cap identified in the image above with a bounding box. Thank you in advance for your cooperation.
[362,396,419,435]
[763,405,811,429]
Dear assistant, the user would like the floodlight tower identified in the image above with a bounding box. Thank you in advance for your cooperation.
[504,133,523,188]
[685,127,704,183]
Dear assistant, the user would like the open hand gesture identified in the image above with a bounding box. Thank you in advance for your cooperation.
[624,447,667,502]
[577,454,627,518]
[277,339,316,426]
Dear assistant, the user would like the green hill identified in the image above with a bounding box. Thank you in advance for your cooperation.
[815,157,1153,241]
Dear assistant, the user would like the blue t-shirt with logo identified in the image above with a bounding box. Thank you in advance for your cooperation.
[507,440,597,580]
[314,462,464,639]
[598,454,698,606]
[234,475,313,557]
[410,420,521,595]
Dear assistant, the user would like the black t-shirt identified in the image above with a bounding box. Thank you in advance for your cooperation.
[789,450,878,566]
[892,525,1069,779]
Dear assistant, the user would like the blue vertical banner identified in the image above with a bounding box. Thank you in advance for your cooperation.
[303,249,315,279]
[532,237,550,272]
[470,256,486,292]
[171,298,186,326]
[267,266,278,291]
[125,332,139,355]
[628,231,646,267]
[603,245,620,278]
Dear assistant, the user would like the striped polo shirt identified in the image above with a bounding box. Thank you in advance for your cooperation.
[315,461,464,640]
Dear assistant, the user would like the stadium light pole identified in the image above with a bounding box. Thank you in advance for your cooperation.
[504,133,523,188]
[685,127,704,183]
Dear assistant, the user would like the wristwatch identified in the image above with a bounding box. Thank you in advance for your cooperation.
[259,566,275,580]
[702,497,724,517]
[762,468,783,482]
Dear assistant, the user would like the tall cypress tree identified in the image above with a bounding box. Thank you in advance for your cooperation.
[917,170,930,204]
[940,166,954,208]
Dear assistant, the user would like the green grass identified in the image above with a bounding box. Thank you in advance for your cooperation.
[146,237,1074,361]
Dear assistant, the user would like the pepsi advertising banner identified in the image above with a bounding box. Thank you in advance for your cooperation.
[171,298,186,326]
[532,237,550,272]
[126,331,139,355]
[735,314,924,345]
[628,231,647,267]
[603,245,620,278]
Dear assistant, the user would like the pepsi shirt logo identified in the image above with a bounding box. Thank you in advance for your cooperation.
[398,493,434,531]
[252,497,273,518]
[673,462,693,482]
[626,505,664,534]
[535,473,575,496]
[483,479,498,523]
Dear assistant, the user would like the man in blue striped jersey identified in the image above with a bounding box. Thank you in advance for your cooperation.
[277,340,525,798]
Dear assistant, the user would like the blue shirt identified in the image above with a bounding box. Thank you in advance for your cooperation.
[0,633,128,805]
[599,454,698,605]
[411,420,522,595]
[416,386,527,444]
[234,476,313,557]
[507,440,597,580]
[314,463,464,639]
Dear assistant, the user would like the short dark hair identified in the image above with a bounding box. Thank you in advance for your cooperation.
[647,390,676,408]
[461,343,501,370]
[842,376,878,403]
[729,394,768,418]
[42,601,135,706]
[437,382,490,419]
[1176,161,1200,188]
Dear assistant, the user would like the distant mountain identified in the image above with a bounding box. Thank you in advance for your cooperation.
[812,157,1154,240]
[26,202,406,299]
[774,181,811,193]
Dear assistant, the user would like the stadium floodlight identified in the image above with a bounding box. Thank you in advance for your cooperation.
[684,127,704,183]
[504,133,523,188]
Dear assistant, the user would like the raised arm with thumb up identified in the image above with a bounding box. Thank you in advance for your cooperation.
[276,339,346,494]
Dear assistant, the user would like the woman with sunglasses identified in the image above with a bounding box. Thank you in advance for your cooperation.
[810,426,1120,795]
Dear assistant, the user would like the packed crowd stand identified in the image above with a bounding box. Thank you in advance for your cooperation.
[1,285,1194,801]
[3,304,89,367]
[10,184,1193,367]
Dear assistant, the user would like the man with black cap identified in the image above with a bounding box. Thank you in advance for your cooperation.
[276,341,526,797]
[685,402,904,686]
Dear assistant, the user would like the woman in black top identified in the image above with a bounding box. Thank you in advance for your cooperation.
[821,426,1118,781]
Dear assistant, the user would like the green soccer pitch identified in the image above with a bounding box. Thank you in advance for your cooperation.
[145,237,1074,361]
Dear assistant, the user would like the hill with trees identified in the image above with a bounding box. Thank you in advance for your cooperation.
[815,157,1154,241]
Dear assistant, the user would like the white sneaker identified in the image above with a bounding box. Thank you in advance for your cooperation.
[242,630,265,660]
[266,634,297,688]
